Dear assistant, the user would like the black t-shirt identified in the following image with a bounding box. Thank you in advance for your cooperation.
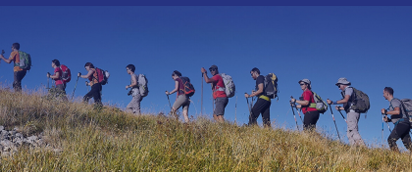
[255,75,265,97]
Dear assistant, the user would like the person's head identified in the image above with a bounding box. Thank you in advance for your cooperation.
[250,67,260,80]
[172,70,182,79]
[209,65,219,76]
[12,43,20,51]
[126,64,135,74]
[298,79,311,91]
[335,77,351,91]
[383,87,394,101]
[84,62,95,71]
[51,59,60,68]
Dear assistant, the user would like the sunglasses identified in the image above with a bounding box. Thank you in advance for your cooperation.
[300,84,305,86]
[209,68,216,72]
[337,84,341,88]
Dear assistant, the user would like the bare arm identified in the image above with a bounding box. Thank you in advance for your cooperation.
[249,83,264,97]
[203,73,215,83]
[0,54,13,64]
[296,100,309,106]
[168,81,180,95]
[80,70,94,79]
[49,71,60,79]
[386,107,400,116]
[337,95,351,104]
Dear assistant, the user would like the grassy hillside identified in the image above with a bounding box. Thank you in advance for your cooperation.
[0,89,411,171]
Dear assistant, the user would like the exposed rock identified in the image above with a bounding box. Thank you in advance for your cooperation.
[0,128,45,155]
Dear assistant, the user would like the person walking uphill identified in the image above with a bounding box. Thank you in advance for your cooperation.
[290,79,319,131]
[78,62,102,108]
[245,67,271,127]
[201,65,228,123]
[327,78,366,146]
[125,64,144,115]
[165,70,190,123]
[46,59,68,101]
[0,43,30,92]
[381,87,412,152]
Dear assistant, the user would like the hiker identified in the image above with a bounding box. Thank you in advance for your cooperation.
[78,62,102,107]
[290,79,319,131]
[381,87,412,152]
[327,78,366,146]
[46,59,68,101]
[0,43,28,91]
[125,64,143,115]
[165,70,190,122]
[201,65,228,123]
[245,67,271,127]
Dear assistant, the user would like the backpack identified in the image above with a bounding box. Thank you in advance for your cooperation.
[264,73,278,99]
[180,76,195,97]
[310,91,328,114]
[342,87,370,113]
[219,73,235,98]
[17,51,32,70]
[137,74,148,97]
[95,67,110,85]
[60,64,71,84]
[396,99,412,127]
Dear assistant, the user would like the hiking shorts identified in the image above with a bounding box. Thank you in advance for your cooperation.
[173,94,190,111]
[214,97,228,116]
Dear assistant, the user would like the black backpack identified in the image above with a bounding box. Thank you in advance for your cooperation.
[180,77,195,97]
[264,73,278,99]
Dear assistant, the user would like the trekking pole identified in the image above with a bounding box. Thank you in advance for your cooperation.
[166,91,172,111]
[71,76,80,100]
[290,96,303,123]
[201,73,203,116]
[245,94,252,117]
[381,113,384,145]
[47,76,50,90]
[382,113,392,133]
[336,107,347,123]
[235,95,237,123]
[329,104,342,141]
[290,103,300,131]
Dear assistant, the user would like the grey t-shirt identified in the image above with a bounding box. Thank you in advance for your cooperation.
[341,86,354,111]
[389,98,406,123]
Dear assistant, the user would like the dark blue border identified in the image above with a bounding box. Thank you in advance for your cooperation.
[2,0,412,6]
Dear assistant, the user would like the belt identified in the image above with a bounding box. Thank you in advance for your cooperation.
[259,95,270,101]
[394,118,404,126]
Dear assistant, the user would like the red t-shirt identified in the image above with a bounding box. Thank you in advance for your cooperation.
[54,67,63,85]
[212,74,227,99]
[301,89,317,114]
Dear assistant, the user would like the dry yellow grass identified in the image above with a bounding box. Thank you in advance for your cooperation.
[0,88,410,171]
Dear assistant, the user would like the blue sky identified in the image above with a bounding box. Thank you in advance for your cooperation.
[1,6,412,148]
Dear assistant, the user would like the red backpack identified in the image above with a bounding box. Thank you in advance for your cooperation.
[95,67,109,85]
[60,64,71,83]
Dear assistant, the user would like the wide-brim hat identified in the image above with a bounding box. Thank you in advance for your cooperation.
[335,77,351,86]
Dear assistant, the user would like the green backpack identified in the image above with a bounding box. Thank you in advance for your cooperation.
[15,51,32,70]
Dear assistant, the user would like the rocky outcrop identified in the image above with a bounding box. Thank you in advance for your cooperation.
[0,126,45,156]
